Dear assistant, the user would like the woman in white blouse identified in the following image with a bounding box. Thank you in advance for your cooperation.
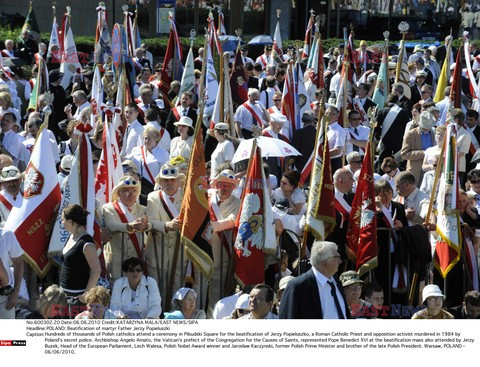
[169,116,194,161]
[209,122,235,178]
[126,126,169,193]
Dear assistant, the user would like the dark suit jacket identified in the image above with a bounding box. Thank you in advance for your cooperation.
[363,98,377,115]
[279,269,350,319]
[396,95,413,115]
[326,191,354,261]
[165,107,198,138]
[375,104,410,154]
[291,124,316,173]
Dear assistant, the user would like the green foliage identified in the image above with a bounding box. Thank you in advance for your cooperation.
[0,26,463,57]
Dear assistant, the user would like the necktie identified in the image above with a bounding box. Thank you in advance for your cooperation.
[0,132,4,143]
[353,128,359,152]
[122,126,131,154]
[343,193,348,201]
[13,195,17,201]
[328,281,345,319]
[169,196,175,203]
[183,109,187,116]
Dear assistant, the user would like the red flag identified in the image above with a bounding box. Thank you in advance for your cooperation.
[301,14,314,61]
[450,45,463,109]
[281,64,296,138]
[4,128,61,277]
[158,29,175,95]
[234,144,276,286]
[230,47,248,105]
[346,140,378,276]
[179,113,214,278]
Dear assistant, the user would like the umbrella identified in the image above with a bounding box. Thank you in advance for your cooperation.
[219,35,240,53]
[231,136,301,164]
[248,35,273,46]
[1,57,28,67]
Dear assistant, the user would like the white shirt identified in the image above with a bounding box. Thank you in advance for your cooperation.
[1,130,25,163]
[345,125,370,156]
[0,230,24,287]
[145,122,171,152]
[312,266,347,319]
[121,120,144,157]
[73,101,91,120]
[126,145,170,184]
[234,101,265,132]
[259,87,276,110]
[327,122,347,159]
[210,140,235,178]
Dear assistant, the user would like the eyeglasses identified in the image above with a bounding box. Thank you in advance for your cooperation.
[127,267,143,273]
[1,169,19,179]
[383,169,392,174]
[351,160,362,164]
[92,160,99,164]
[273,99,281,102]
[421,91,430,94]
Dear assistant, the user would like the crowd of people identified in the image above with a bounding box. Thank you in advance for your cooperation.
[1,20,480,321]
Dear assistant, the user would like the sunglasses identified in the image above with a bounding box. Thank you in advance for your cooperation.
[1,169,19,179]
[351,160,362,164]
[471,179,480,184]
[123,179,138,186]
[127,267,143,273]
[273,99,281,102]
[92,160,99,164]
[383,169,392,174]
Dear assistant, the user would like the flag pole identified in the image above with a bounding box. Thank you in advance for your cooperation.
[300,90,326,261]
[408,132,446,305]
[165,30,209,307]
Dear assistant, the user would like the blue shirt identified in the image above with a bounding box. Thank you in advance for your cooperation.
[420,131,433,150]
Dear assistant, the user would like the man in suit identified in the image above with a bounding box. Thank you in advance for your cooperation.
[352,83,376,125]
[326,168,354,262]
[291,111,316,175]
[448,291,480,319]
[401,111,436,185]
[392,83,413,115]
[375,94,411,172]
[145,163,185,295]
[465,109,480,174]
[279,241,350,319]
[165,92,197,138]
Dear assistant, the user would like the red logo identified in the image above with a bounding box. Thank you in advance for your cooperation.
[24,162,44,199]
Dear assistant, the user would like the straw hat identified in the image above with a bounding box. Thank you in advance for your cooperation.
[111,175,141,202]
[211,169,238,188]
[155,163,185,182]
[0,166,23,182]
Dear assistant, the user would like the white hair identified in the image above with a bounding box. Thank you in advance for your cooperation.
[310,241,338,268]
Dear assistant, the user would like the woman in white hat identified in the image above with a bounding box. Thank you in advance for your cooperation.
[145,163,185,296]
[126,126,170,204]
[171,287,206,319]
[102,176,150,285]
[412,284,454,319]
[209,123,235,178]
[169,116,194,161]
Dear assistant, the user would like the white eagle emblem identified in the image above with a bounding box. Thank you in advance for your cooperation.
[360,198,375,228]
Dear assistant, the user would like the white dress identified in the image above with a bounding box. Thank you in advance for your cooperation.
[210,140,235,177]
